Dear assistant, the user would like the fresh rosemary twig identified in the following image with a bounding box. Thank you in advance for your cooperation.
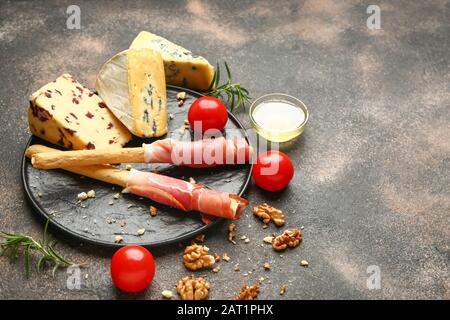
[206,62,251,112]
[0,221,83,276]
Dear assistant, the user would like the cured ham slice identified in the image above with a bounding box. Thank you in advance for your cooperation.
[31,137,253,169]
[143,137,252,167]
[126,169,248,219]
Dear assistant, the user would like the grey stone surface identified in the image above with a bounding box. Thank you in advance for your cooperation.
[0,0,448,299]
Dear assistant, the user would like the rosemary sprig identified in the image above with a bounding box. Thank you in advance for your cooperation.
[206,62,251,112]
[0,221,83,276]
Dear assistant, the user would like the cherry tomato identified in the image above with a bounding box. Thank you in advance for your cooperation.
[252,150,294,192]
[188,96,228,133]
[110,245,155,293]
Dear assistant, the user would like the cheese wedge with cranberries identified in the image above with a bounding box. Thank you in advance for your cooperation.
[28,74,131,150]
[129,31,215,91]
[96,49,167,138]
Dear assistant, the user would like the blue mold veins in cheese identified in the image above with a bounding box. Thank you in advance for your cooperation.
[96,49,167,138]
[130,31,215,92]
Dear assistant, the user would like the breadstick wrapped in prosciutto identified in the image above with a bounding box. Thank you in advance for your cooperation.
[125,169,248,219]
[143,137,252,167]
[26,145,248,220]
[31,137,253,169]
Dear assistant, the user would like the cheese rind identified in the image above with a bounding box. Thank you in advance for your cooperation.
[28,74,131,150]
[95,51,132,131]
[130,31,215,91]
[128,48,167,137]
[96,50,167,138]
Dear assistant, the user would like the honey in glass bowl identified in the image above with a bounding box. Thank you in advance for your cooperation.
[249,93,309,142]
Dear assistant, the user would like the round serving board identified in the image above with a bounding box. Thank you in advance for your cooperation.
[22,86,252,247]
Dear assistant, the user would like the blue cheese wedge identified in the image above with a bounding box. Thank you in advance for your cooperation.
[28,74,131,150]
[128,48,167,137]
[129,31,215,91]
[96,49,167,138]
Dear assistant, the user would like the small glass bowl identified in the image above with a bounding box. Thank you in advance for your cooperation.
[249,93,309,143]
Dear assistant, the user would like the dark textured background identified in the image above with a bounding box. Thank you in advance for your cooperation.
[0,0,449,299]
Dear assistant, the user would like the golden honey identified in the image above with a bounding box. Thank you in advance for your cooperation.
[249,93,309,142]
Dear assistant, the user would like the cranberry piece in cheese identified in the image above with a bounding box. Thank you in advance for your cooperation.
[28,73,131,150]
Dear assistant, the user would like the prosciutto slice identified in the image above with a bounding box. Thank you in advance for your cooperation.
[126,169,249,219]
[143,137,252,167]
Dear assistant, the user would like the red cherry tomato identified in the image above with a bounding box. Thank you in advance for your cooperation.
[252,150,294,192]
[110,245,155,293]
[188,96,228,133]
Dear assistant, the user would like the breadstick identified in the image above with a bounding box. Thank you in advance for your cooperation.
[30,137,253,169]
[31,147,144,170]
[26,145,129,187]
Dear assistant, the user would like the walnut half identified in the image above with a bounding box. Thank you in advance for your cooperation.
[183,244,215,271]
[149,205,158,217]
[253,203,285,226]
[228,223,236,244]
[235,284,260,300]
[272,229,302,251]
[177,276,210,300]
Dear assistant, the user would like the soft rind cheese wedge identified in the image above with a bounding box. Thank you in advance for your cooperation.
[130,31,214,91]
[28,74,131,150]
[96,49,167,138]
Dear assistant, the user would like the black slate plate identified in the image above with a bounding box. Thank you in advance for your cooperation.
[21,86,252,247]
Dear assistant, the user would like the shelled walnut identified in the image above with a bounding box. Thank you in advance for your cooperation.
[228,223,236,244]
[177,276,210,300]
[253,203,285,226]
[193,234,205,243]
[161,290,173,299]
[177,91,187,100]
[149,205,158,217]
[177,92,186,107]
[183,244,215,270]
[272,229,302,251]
[263,262,271,270]
[280,285,287,295]
[235,284,260,300]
